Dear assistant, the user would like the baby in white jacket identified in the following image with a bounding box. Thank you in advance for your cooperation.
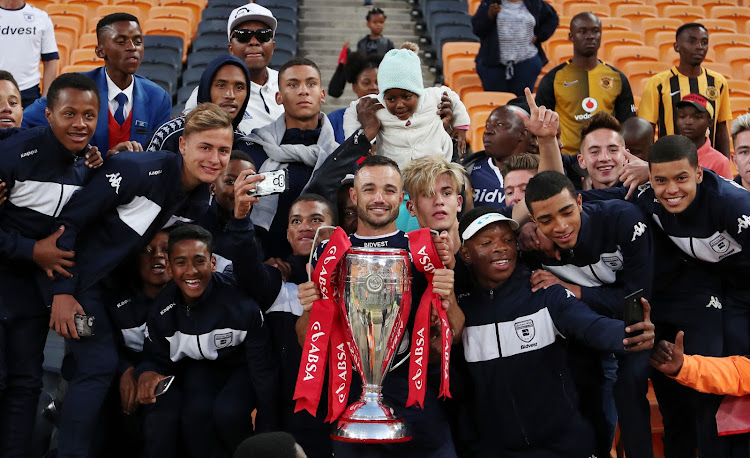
[343,43,470,171]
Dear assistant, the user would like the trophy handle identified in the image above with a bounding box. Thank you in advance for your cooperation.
[307,225,339,282]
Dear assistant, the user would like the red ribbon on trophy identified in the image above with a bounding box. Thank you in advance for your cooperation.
[293,227,352,418]
[406,228,452,408]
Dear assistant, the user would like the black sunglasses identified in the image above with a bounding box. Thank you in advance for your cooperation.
[232,29,274,43]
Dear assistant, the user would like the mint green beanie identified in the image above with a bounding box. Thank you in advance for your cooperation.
[378,48,424,97]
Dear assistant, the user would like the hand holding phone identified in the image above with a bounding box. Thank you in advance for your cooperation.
[246,169,288,197]
[623,289,644,338]
[74,314,95,337]
[154,375,175,397]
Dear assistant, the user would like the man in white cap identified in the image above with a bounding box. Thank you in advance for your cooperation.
[183,3,284,134]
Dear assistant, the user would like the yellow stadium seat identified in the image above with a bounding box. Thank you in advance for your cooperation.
[642,18,682,46]
[443,58,476,91]
[652,0,692,15]
[693,0,739,16]
[142,18,190,48]
[69,48,101,66]
[609,46,659,69]
[699,19,737,33]
[566,3,610,17]
[730,97,750,120]
[600,17,632,31]
[729,81,750,98]
[661,5,707,22]
[62,63,99,73]
[148,6,194,37]
[78,32,98,50]
[723,48,750,81]
[47,4,88,32]
[708,33,750,61]
[550,43,573,66]
[454,73,484,100]
[601,31,644,55]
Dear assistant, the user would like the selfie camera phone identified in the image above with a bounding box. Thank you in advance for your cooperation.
[247,169,289,197]
[623,289,644,339]
[154,375,175,397]
[74,314,95,337]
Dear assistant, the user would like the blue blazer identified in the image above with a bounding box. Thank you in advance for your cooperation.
[22,67,172,151]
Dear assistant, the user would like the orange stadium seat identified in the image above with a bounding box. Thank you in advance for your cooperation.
[62,64,99,73]
[661,5,706,23]
[111,0,155,22]
[469,109,493,150]
[566,3,610,18]
[693,0,739,16]
[613,5,658,32]
[148,6,194,35]
[159,0,206,31]
[642,18,681,46]
[601,31,644,55]
[443,58,476,91]
[53,16,81,50]
[550,43,573,66]
[69,48,101,67]
[559,0,597,16]
[95,5,144,28]
[710,5,750,30]
[652,0,692,15]
[442,41,480,76]
[600,17,632,31]
[723,48,750,80]
[621,61,667,98]
[65,0,109,22]
[556,16,572,32]
[47,4,88,32]
[26,0,54,9]
[608,46,658,69]
[542,29,570,56]
[700,19,737,33]
[731,97,750,119]
[78,32,98,50]
[468,0,481,16]
[142,18,191,49]
[708,33,750,61]
[463,91,516,120]
[454,73,484,100]
[743,63,750,81]
[603,0,647,9]
[729,81,750,98]
[704,62,734,80]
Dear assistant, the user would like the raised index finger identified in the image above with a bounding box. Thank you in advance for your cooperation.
[524,87,539,116]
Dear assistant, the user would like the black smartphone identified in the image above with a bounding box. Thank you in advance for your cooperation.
[623,289,644,338]
[154,375,175,397]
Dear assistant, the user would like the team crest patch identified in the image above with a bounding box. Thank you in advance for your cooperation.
[704,86,719,101]
[710,235,730,253]
[24,12,34,22]
[599,76,613,90]
[214,332,233,349]
[515,320,535,343]
[603,256,623,270]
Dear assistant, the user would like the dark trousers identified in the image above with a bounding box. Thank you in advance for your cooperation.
[143,361,257,458]
[20,86,41,109]
[476,54,543,97]
[0,314,48,458]
[614,351,654,458]
[57,286,119,458]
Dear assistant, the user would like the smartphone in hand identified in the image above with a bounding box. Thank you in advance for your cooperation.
[154,375,175,397]
[623,289,644,339]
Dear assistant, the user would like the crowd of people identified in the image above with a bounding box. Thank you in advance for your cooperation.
[1,1,750,458]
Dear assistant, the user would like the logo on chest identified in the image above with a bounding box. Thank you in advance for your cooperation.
[514,319,535,343]
[214,332,233,349]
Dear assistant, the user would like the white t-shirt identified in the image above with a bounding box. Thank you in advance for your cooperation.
[0,3,58,90]
[183,66,283,135]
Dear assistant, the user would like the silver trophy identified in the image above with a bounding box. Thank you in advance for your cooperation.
[331,247,412,443]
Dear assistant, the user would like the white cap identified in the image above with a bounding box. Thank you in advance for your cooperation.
[461,212,519,241]
[227,4,277,40]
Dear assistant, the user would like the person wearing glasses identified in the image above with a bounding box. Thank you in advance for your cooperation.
[183,4,284,135]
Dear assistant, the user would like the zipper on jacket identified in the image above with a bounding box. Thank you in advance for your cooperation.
[196,333,206,359]
[509,392,531,446]
[52,178,65,217]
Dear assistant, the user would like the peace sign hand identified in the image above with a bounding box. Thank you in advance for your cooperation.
[514,87,559,139]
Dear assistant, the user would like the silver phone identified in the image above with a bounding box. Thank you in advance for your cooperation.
[247,169,289,197]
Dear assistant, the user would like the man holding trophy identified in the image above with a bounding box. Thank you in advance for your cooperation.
[296,155,463,457]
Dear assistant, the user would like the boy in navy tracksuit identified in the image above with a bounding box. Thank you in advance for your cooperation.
[0,73,103,457]
[524,171,654,458]
[45,103,236,457]
[581,135,750,456]
[231,191,337,458]
[135,224,278,458]
[455,207,654,458]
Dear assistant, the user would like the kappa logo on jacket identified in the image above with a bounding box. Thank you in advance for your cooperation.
[106,172,122,194]
[737,215,750,234]
[631,222,647,241]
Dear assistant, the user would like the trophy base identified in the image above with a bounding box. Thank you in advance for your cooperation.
[331,398,412,443]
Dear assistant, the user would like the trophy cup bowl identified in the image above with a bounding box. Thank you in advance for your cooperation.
[331,247,412,443]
